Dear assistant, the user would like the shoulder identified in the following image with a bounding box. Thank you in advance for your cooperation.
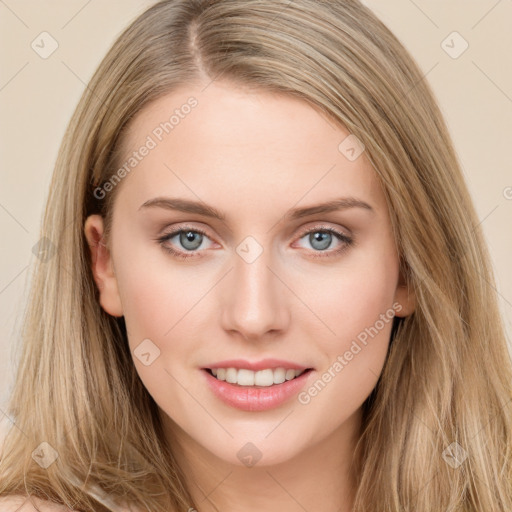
[0,495,78,511]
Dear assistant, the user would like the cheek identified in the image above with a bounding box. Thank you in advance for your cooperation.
[112,238,197,348]
[114,259,201,400]
[295,277,398,436]
[118,270,176,337]
[301,243,399,394]
[307,247,399,343]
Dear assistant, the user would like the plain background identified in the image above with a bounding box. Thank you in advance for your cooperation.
[1,1,511,440]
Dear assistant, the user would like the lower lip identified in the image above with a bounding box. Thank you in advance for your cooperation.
[202,369,313,412]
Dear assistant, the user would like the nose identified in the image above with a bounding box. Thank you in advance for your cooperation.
[220,247,290,342]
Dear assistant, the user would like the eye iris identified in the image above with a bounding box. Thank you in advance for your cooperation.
[180,231,202,250]
[310,231,332,251]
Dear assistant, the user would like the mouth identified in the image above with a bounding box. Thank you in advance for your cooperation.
[202,365,314,411]
[203,367,314,388]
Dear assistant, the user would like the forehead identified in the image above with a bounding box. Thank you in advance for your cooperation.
[115,81,385,217]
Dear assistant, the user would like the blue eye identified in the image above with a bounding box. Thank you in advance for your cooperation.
[156,225,354,260]
[174,230,204,251]
[295,227,353,258]
[157,228,211,260]
[307,231,334,250]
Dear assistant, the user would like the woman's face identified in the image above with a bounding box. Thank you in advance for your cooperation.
[85,80,414,467]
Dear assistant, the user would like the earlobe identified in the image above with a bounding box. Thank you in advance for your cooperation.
[84,214,124,317]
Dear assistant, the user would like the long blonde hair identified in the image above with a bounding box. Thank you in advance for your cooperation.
[1,1,511,510]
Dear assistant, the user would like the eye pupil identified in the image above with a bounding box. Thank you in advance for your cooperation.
[180,231,203,250]
[310,231,332,251]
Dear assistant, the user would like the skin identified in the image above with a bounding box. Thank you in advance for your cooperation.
[85,80,415,512]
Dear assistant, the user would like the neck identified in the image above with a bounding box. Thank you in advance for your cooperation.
[163,409,362,512]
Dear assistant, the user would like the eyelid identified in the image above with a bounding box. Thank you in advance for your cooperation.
[156,221,353,259]
[158,221,351,241]
[158,223,217,242]
[294,222,351,239]
[291,223,354,258]
[155,224,217,261]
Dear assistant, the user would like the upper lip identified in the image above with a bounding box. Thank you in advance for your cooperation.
[204,359,312,372]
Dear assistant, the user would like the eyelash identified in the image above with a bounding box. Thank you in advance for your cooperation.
[155,224,354,260]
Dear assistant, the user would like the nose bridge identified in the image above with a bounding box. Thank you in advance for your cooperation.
[220,239,288,339]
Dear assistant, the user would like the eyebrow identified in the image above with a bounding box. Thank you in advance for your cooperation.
[138,196,374,220]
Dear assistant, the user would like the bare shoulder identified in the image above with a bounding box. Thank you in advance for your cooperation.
[0,495,78,511]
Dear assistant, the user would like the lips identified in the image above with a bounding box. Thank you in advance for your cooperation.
[204,358,311,372]
[203,368,313,411]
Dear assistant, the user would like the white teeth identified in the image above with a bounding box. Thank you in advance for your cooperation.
[285,369,296,381]
[210,367,307,386]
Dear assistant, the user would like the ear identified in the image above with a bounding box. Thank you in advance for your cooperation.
[393,264,416,318]
[84,215,124,317]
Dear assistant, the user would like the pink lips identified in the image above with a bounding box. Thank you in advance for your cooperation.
[201,359,314,412]
[205,358,310,371]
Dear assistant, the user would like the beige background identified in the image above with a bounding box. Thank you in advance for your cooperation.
[1,0,511,434]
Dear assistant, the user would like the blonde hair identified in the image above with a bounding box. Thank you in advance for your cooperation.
[1,1,511,510]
